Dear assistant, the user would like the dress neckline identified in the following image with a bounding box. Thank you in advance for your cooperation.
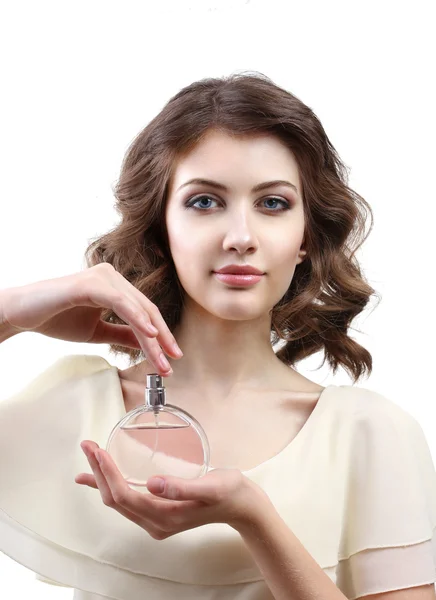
[218,384,336,474]
[110,365,335,475]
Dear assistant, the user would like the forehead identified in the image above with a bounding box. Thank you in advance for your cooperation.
[168,129,301,195]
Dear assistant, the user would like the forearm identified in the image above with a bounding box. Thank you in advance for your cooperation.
[233,484,347,600]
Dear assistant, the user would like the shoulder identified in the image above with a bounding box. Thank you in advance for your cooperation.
[332,385,428,461]
[325,385,423,447]
[334,383,419,422]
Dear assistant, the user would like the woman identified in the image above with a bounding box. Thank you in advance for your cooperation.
[1,72,435,600]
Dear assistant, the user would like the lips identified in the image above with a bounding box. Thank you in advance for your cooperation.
[214,273,263,287]
[214,265,264,275]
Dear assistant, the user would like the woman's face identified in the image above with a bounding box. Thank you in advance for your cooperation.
[165,128,307,322]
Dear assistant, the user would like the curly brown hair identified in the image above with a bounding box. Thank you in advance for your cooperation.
[84,71,380,384]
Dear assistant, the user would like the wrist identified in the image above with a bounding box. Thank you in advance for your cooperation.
[228,477,271,534]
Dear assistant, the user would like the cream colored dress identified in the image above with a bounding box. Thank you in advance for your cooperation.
[0,354,435,600]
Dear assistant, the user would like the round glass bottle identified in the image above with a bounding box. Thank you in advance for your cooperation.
[106,374,210,492]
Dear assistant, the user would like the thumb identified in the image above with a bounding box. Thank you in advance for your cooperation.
[147,475,215,502]
[90,321,142,349]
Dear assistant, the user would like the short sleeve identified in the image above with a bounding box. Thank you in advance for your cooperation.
[0,354,113,591]
[336,398,436,599]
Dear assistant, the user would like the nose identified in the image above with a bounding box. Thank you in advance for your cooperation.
[222,209,259,255]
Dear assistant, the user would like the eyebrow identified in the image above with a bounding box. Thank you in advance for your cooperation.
[176,178,299,195]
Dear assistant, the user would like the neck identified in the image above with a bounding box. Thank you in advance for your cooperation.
[119,307,323,405]
[163,306,291,398]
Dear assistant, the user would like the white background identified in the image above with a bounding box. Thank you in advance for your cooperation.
[0,0,435,597]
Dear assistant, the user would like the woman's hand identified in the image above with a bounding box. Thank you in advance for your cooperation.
[75,440,266,538]
[0,263,182,376]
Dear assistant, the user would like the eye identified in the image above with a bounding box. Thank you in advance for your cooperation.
[262,197,290,211]
[185,195,219,210]
[184,195,291,212]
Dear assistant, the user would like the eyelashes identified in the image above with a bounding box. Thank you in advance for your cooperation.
[184,194,291,213]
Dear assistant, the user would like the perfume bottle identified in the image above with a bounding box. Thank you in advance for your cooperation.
[106,374,210,492]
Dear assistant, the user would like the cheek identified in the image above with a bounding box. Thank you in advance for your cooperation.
[167,219,189,260]
[270,241,302,270]
[266,242,302,294]
[168,229,211,282]
[169,236,190,262]
[168,219,210,261]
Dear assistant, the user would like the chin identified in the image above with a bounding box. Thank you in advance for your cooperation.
[206,302,270,322]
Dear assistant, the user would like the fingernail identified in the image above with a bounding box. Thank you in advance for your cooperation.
[95,450,103,465]
[150,477,165,493]
[172,343,183,358]
[159,353,171,371]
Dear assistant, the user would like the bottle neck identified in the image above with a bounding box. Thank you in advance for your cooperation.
[145,386,166,408]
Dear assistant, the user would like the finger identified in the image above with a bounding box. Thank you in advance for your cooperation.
[130,321,174,377]
[91,322,142,349]
[148,469,241,504]
[79,442,152,527]
[80,441,116,504]
[115,298,172,376]
[75,472,98,488]
[147,476,215,503]
[93,446,154,510]
[112,272,183,362]
[95,448,201,515]
[139,304,183,361]
[109,295,174,376]
[78,444,171,506]
[84,282,171,376]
